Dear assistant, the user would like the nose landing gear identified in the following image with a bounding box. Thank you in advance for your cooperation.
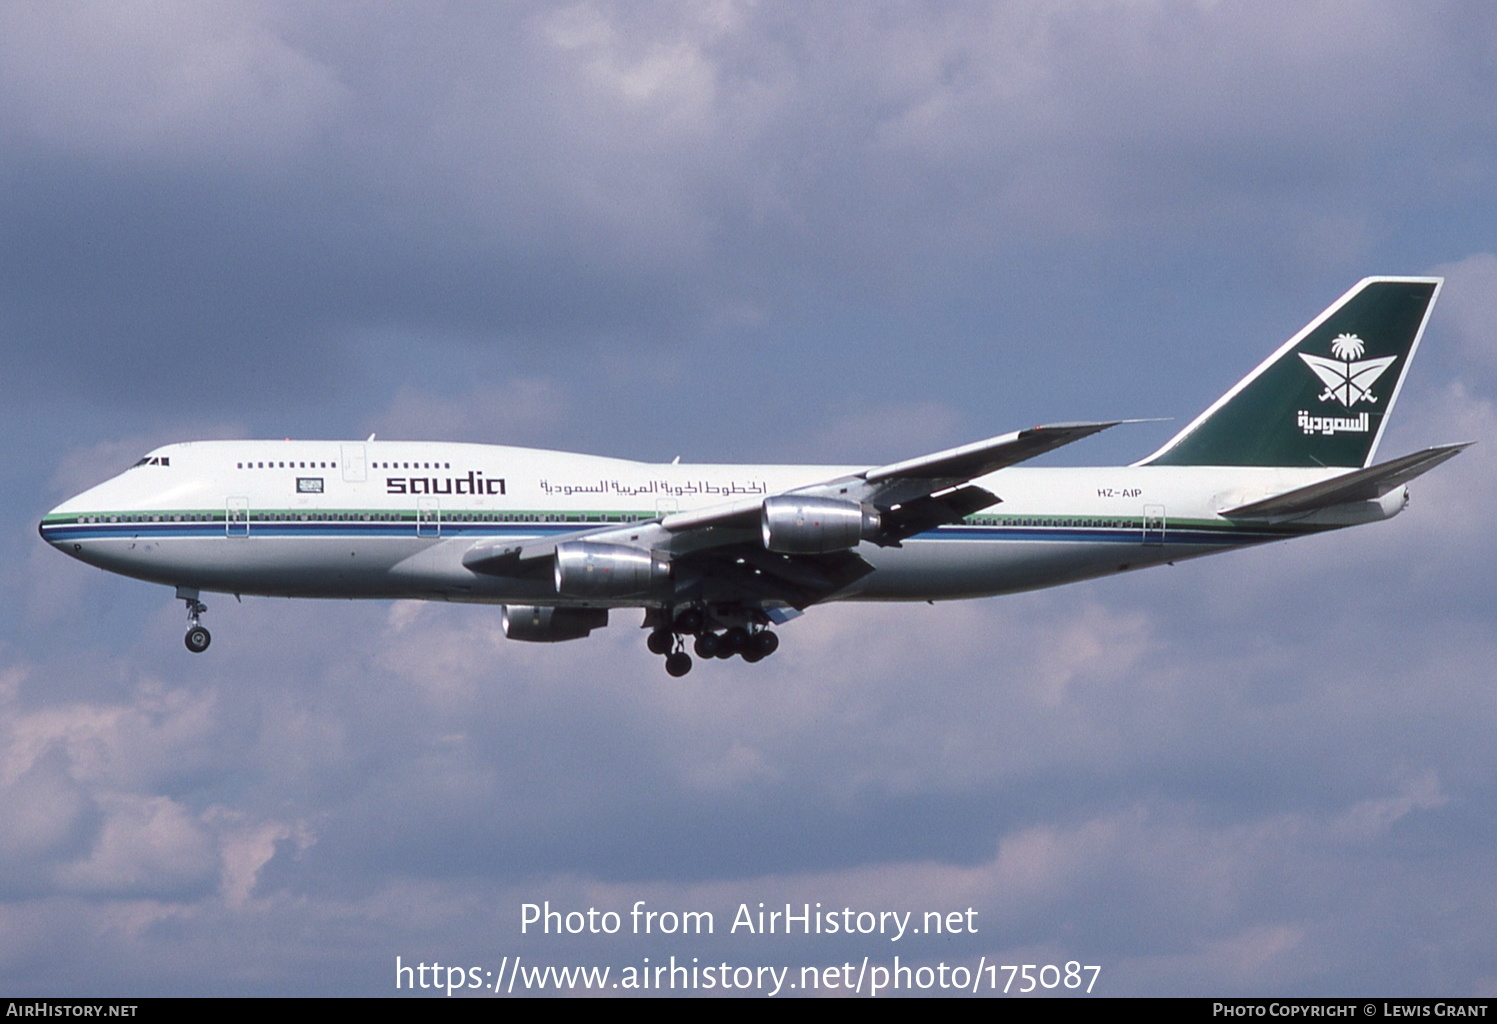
[179,588,211,653]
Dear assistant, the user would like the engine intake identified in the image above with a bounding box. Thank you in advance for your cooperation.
[502,605,608,642]
[554,541,670,597]
[761,496,880,554]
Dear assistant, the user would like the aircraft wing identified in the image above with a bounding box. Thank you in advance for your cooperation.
[661,420,1123,536]
[1220,442,1471,519]
[464,422,1121,604]
[650,421,1122,605]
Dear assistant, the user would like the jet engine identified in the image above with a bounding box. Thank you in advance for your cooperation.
[760,496,880,554]
[502,605,609,642]
[553,541,671,598]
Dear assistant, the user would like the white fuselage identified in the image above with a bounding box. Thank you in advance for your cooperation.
[39,440,1391,610]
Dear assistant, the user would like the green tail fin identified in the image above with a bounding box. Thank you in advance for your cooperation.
[1141,278,1440,468]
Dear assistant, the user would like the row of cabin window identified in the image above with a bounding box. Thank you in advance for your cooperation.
[233,461,458,470]
[238,461,336,469]
[81,513,215,523]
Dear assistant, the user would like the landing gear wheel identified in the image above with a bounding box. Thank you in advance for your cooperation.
[180,591,211,653]
[749,630,779,658]
[694,632,722,658]
[647,629,674,655]
[673,608,705,635]
[720,626,749,658]
[665,651,693,677]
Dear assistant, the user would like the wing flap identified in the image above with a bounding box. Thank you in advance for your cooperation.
[1221,442,1471,519]
[871,485,1000,546]
[675,545,876,609]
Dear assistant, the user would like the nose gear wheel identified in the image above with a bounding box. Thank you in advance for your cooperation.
[182,594,211,654]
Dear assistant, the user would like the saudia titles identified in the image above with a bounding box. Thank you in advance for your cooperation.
[386,469,506,495]
[1296,333,1397,436]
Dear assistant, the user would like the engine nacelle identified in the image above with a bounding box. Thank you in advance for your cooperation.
[554,541,671,597]
[502,605,609,643]
[761,496,880,554]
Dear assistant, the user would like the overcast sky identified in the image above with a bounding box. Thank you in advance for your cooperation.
[4,0,1497,997]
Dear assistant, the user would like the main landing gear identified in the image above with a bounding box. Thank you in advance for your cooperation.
[647,629,696,677]
[178,587,211,653]
[645,627,695,676]
[645,606,781,676]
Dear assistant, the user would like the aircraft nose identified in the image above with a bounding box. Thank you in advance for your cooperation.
[39,496,88,554]
[40,503,67,548]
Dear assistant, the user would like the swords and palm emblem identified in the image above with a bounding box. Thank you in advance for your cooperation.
[1300,333,1397,407]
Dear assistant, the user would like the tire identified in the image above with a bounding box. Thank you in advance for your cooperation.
[185,626,212,653]
[694,632,721,658]
[720,626,749,657]
[646,629,674,655]
[665,652,693,677]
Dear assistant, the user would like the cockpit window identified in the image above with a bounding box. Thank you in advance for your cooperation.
[131,456,171,468]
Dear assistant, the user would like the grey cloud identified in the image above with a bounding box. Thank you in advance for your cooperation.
[6,2,1496,419]
[1431,253,1497,382]
[0,2,348,167]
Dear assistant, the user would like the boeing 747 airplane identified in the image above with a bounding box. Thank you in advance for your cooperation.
[39,278,1467,675]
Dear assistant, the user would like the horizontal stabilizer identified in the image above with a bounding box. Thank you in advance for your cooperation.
[1220,442,1471,519]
